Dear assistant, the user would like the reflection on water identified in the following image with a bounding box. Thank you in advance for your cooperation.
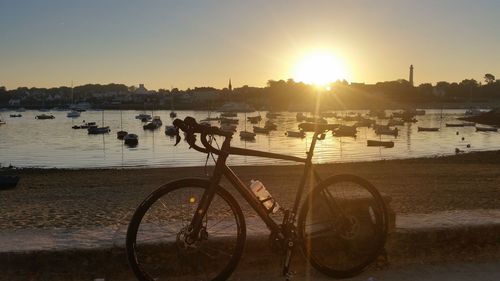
[0,109,499,169]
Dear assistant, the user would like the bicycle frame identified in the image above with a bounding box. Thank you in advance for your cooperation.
[189,131,324,238]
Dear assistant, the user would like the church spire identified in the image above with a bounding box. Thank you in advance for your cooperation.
[228,78,232,91]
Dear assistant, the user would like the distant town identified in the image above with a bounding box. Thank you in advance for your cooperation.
[1,71,500,111]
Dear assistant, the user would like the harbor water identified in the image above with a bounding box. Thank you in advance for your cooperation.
[0,109,499,169]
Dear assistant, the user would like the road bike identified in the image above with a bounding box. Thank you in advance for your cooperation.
[126,117,389,280]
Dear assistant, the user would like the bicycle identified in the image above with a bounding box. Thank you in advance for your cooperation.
[126,116,389,281]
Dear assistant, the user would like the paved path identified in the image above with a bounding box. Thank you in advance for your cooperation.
[1,209,499,253]
[226,260,500,281]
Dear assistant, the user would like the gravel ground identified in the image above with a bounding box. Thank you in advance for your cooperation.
[1,150,499,230]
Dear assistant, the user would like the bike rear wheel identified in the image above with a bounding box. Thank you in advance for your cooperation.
[298,174,388,278]
[126,178,246,281]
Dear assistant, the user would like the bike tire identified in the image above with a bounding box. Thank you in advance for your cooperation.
[298,174,388,278]
[126,178,246,281]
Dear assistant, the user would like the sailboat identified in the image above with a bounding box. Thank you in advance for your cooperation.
[88,110,110,134]
[67,82,81,118]
[117,110,128,139]
[239,112,256,140]
[169,95,177,118]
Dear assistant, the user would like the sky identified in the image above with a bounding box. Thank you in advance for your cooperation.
[1,0,499,90]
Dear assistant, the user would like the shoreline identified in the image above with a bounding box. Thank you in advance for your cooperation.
[1,150,499,230]
[3,149,500,172]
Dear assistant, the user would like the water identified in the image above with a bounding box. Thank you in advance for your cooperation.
[0,109,498,169]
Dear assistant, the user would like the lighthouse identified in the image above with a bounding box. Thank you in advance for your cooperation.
[409,65,414,87]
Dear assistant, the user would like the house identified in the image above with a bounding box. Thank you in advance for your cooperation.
[135,84,150,95]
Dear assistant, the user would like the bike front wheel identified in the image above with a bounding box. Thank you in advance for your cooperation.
[126,178,246,281]
[298,174,388,278]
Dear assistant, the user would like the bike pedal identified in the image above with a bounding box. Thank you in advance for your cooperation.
[375,248,390,270]
[284,271,296,281]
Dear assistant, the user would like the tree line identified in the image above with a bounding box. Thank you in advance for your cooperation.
[1,74,499,109]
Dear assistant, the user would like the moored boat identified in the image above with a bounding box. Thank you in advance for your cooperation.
[239,130,256,140]
[445,123,465,127]
[367,140,394,148]
[266,112,281,119]
[264,120,277,130]
[67,110,81,118]
[247,115,262,123]
[219,117,239,124]
[253,126,270,134]
[375,127,398,137]
[220,123,237,132]
[9,114,22,118]
[418,127,439,132]
[135,113,152,120]
[476,126,498,132]
[35,114,55,119]
[88,125,110,134]
[285,130,305,138]
[143,116,162,130]
[165,125,177,136]
[388,118,404,126]
[124,133,139,146]
[117,130,128,139]
[332,125,357,137]
[221,112,237,118]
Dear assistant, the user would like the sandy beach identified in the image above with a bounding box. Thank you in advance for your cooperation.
[1,150,499,230]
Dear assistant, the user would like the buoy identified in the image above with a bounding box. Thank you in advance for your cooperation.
[467,144,471,148]
[456,131,459,135]
[461,137,465,141]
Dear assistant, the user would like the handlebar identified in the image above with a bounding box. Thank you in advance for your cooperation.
[173,117,233,154]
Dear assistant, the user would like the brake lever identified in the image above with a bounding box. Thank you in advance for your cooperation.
[185,133,197,149]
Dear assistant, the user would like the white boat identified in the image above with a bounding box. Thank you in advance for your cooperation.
[465,108,484,116]
[35,114,55,119]
[67,110,81,118]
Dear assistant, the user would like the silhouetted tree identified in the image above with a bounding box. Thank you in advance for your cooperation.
[484,73,495,84]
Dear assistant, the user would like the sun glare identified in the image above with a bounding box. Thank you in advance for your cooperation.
[293,52,347,87]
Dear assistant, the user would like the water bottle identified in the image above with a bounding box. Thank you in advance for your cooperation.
[249,180,280,213]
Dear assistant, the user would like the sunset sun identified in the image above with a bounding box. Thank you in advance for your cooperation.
[293,52,348,87]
